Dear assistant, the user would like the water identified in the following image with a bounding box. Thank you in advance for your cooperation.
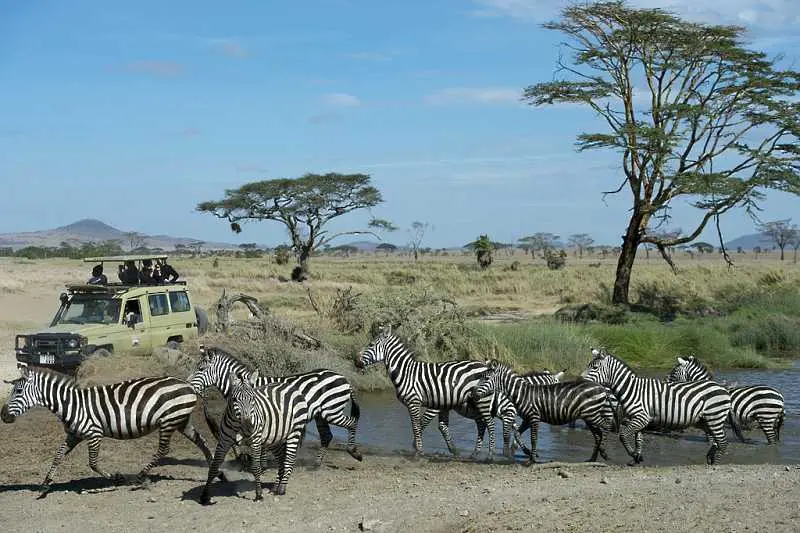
[333,364,800,466]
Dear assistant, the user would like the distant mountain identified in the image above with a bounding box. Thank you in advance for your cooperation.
[0,218,242,251]
[724,232,774,250]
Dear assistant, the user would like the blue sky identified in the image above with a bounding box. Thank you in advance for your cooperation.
[2,0,799,248]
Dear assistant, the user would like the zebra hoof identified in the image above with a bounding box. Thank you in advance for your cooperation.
[347,447,363,462]
[273,484,286,496]
[200,493,215,506]
[254,494,264,502]
[36,486,50,500]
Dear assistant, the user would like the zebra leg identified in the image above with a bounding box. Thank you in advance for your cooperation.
[313,416,333,467]
[200,439,233,506]
[136,427,177,483]
[406,402,426,457]
[39,432,82,497]
[86,436,115,480]
[618,426,644,466]
[437,410,459,457]
[250,441,264,502]
[730,416,746,443]
[324,395,363,461]
[513,423,533,458]
[526,418,541,465]
[500,410,515,459]
[275,432,302,496]
[701,418,728,465]
[470,420,486,459]
[586,424,608,462]
[485,414,496,462]
[180,423,226,482]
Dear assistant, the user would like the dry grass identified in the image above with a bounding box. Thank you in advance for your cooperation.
[0,252,797,387]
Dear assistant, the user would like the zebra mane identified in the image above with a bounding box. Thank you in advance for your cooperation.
[205,346,256,374]
[679,354,713,378]
[595,350,636,374]
[25,366,80,389]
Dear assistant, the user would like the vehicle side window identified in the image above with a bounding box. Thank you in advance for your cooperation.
[123,299,143,323]
[169,291,191,312]
[148,294,169,316]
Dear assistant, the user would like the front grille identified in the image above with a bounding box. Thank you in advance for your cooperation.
[22,335,82,356]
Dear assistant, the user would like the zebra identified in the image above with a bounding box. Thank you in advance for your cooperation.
[422,368,565,459]
[354,326,495,458]
[666,355,785,444]
[469,360,616,463]
[0,364,220,497]
[200,370,310,504]
[582,348,732,465]
[188,346,362,467]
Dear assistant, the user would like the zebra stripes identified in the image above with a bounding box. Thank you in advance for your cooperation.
[470,360,616,462]
[582,349,732,465]
[0,365,218,495]
[200,371,310,504]
[355,326,492,458]
[188,346,362,465]
[666,355,785,444]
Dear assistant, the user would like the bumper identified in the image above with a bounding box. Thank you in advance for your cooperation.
[15,352,84,369]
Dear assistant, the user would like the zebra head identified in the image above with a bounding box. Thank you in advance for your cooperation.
[1,365,38,423]
[354,325,395,372]
[188,346,249,396]
[227,370,262,435]
[582,347,614,386]
[665,355,710,383]
[470,359,511,401]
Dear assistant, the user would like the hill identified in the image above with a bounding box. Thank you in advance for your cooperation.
[0,218,241,251]
[724,232,775,250]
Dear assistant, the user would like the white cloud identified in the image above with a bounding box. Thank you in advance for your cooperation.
[471,0,800,43]
[322,93,362,107]
[424,87,522,106]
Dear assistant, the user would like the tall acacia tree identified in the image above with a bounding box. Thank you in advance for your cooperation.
[197,173,392,273]
[525,1,800,304]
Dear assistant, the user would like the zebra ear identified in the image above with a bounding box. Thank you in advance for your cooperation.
[248,369,260,387]
[677,356,688,366]
[554,371,565,381]
[18,364,30,379]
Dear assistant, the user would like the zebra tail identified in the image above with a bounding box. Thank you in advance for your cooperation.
[350,392,361,420]
[203,400,222,440]
[776,409,785,442]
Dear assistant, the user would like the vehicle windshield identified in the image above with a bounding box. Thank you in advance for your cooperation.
[57,295,121,325]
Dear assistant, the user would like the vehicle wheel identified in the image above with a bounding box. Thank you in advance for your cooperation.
[195,306,209,336]
[90,348,112,358]
[166,340,181,350]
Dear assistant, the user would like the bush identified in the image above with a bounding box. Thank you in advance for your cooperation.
[274,246,291,265]
[544,249,567,270]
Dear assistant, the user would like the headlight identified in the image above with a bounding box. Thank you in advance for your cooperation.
[67,339,79,349]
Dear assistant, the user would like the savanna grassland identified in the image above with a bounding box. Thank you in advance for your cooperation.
[1,250,799,388]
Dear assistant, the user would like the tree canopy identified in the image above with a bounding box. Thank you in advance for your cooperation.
[757,218,797,260]
[526,1,800,304]
[197,172,390,271]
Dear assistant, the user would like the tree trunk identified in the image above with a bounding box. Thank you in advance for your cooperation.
[779,246,785,260]
[612,211,646,305]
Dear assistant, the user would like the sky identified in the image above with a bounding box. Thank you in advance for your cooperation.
[2,0,799,249]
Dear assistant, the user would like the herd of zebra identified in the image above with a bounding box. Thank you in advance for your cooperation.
[0,326,786,505]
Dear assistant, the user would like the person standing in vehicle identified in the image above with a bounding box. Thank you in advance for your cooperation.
[87,264,108,285]
[118,261,139,284]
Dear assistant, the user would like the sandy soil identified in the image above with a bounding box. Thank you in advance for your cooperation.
[0,406,798,533]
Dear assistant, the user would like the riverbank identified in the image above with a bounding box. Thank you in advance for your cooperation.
[0,408,797,533]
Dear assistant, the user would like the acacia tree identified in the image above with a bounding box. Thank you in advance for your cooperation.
[197,173,392,273]
[568,233,594,258]
[757,219,796,261]
[526,1,800,304]
[408,221,431,261]
[518,232,560,258]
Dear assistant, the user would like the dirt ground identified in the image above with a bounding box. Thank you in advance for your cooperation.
[0,405,797,533]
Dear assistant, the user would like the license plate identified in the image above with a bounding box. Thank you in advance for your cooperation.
[39,355,55,365]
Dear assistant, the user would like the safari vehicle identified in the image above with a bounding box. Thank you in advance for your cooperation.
[15,255,208,372]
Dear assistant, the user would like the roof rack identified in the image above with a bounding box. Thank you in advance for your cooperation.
[83,254,169,263]
[66,281,187,292]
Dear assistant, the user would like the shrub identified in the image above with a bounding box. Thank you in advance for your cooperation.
[544,249,567,270]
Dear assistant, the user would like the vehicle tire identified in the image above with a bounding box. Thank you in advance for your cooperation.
[90,348,112,358]
[195,306,209,336]
[166,340,181,350]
